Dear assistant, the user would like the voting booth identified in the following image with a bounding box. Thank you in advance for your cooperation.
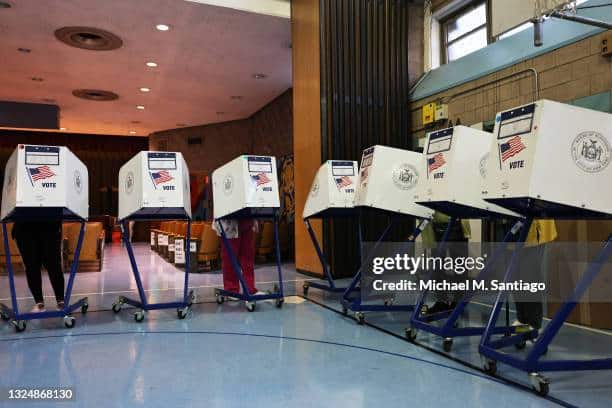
[112,151,194,322]
[0,145,89,331]
[212,155,280,220]
[355,145,433,219]
[408,127,524,349]
[482,99,612,219]
[211,155,284,311]
[341,145,433,324]
[302,160,359,295]
[303,160,358,219]
[118,152,191,220]
[477,101,612,395]
[415,126,521,219]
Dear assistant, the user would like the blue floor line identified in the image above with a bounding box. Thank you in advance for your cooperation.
[0,329,521,386]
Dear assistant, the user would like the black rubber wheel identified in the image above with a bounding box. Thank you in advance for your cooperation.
[443,338,453,352]
[405,328,417,342]
[246,302,256,312]
[216,295,224,305]
[177,308,188,319]
[303,283,309,296]
[14,320,26,332]
[515,340,527,350]
[134,311,145,322]
[0,313,9,321]
[483,360,497,376]
[341,306,348,316]
[356,313,365,325]
[64,316,76,328]
[533,381,549,396]
[112,302,122,313]
[275,298,284,308]
[81,304,89,314]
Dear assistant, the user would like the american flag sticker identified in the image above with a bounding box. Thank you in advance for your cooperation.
[499,136,526,162]
[27,165,55,185]
[251,172,271,186]
[334,176,353,190]
[428,153,446,173]
[150,170,174,187]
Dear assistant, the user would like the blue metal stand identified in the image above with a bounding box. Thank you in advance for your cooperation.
[478,218,612,396]
[408,219,528,350]
[112,219,194,322]
[0,221,89,332]
[302,217,362,297]
[340,215,430,324]
[214,211,284,312]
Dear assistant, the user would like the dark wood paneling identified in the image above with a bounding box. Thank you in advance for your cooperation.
[320,0,414,277]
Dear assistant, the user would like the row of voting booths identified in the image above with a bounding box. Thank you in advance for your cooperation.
[0,147,286,327]
[302,99,612,395]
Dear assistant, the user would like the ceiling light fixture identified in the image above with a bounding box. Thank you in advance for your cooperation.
[139,87,151,92]
[129,130,137,134]
[155,24,170,31]
[146,61,158,67]
[253,73,267,79]
[60,127,66,131]
[30,77,44,82]
[136,105,145,110]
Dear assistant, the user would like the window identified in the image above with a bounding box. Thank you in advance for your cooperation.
[442,2,488,63]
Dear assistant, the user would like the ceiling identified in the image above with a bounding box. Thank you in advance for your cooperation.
[0,0,292,137]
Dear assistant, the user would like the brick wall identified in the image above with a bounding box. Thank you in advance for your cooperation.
[410,31,612,140]
[149,89,292,175]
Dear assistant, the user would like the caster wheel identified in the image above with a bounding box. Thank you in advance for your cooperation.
[529,373,550,396]
[177,307,189,319]
[112,301,122,313]
[0,312,9,321]
[515,340,527,350]
[443,338,453,352]
[13,320,26,332]
[216,295,225,305]
[405,327,417,342]
[187,292,195,307]
[483,359,497,376]
[341,305,348,316]
[134,311,145,322]
[420,304,429,315]
[64,316,76,328]
[303,283,309,296]
[383,298,394,307]
[275,298,284,308]
[81,303,89,314]
[356,312,365,325]
[246,301,256,312]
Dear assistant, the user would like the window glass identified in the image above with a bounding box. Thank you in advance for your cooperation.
[447,27,487,61]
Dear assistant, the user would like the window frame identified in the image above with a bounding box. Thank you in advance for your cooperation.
[440,1,490,64]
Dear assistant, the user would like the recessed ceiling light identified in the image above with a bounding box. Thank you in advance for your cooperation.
[253,73,267,79]
[155,24,170,31]
[129,130,137,134]
[18,48,31,53]
[139,87,151,92]
[230,96,243,100]
[30,77,44,82]
[146,61,158,67]
[0,2,11,8]
[136,105,145,110]
[60,127,66,131]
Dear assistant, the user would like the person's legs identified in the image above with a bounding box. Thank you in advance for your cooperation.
[238,219,257,294]
[221,237,242,293]
[40,226,65,304]
[514,245,545,330]
[14,231,44,304]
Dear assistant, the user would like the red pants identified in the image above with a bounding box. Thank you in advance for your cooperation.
[221,219,257,294]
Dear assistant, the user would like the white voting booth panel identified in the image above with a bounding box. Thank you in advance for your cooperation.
[355,145,433,219]
[482,100,612,218]
[303,160,358,219]
[118,151,191,220]
[212,155,280,220]
[1,145,88,221]
[415,126,521,219]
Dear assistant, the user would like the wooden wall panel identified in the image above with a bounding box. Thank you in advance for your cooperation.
[292,0,323,275]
